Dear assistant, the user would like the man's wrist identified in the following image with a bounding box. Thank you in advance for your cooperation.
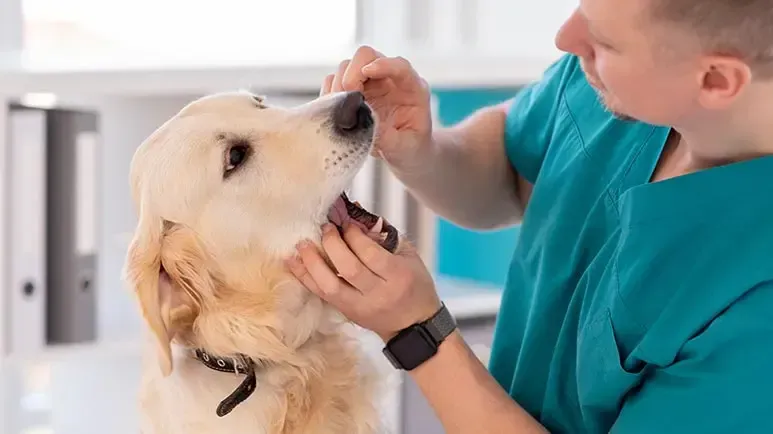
[384,132,442,180]
[411,329,463,368]
[377,303,443,343]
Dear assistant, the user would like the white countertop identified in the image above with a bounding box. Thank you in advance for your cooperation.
[436,276,502,320]
[0,48,556,97]
[1,340,144,434]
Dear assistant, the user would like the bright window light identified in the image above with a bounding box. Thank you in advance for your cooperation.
[21,0,357,61]
[19,92,57,108]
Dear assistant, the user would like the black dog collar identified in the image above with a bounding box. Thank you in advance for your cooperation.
[192,349,257,417]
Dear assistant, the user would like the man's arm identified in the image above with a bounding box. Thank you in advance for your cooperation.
[407,330,548,434]
[388,100,533,230]
[383,54,578,231]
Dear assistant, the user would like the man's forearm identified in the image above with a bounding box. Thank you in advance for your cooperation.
[388,102,526,230]
[407,331,548,434]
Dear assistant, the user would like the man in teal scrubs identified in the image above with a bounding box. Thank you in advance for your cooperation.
[287,0,773,432]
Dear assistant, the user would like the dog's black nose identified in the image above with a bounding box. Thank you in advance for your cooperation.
[333,91,373,133]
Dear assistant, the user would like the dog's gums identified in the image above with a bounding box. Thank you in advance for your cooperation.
[327,192,399,253]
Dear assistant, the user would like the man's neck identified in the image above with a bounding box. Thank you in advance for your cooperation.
[674,132,757,172]
[675,105,773,170]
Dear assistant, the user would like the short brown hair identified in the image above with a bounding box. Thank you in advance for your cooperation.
[649,0,773,77]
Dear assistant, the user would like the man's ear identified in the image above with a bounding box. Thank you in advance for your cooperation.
[123,207,211,376]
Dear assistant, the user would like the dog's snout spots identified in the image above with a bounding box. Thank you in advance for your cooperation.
[324,145,368,174]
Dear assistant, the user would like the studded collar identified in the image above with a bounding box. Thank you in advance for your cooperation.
[191,348,258,417]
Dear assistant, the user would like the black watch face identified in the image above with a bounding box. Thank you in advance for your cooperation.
[387,325,437,370]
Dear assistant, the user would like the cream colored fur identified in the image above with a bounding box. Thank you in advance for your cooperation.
[123,91,400,433]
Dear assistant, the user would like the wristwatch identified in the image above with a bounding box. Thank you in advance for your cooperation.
[382,302,457,370]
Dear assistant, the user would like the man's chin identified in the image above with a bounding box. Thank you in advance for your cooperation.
[609,108,637,122]
[594,90,636,122]
[609,110,636,122]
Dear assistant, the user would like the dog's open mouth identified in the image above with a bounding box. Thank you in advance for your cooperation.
[327,192,399,253]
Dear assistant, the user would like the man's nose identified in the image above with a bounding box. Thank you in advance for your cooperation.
[554,9,593,58]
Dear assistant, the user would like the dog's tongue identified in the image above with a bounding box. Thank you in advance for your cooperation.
[327,196,385,241]
[328,197,351,228]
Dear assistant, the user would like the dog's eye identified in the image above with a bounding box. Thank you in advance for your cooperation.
[224,143,250,175]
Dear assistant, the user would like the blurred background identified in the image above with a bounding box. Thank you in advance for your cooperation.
[0,0,574,432]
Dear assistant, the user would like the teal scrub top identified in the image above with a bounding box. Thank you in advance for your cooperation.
[488,53,773,433]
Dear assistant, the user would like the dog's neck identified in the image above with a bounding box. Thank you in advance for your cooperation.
[180,290,345,418]
[184,321,350,418]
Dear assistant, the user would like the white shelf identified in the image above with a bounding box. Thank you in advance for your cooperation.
[0,48,557,97]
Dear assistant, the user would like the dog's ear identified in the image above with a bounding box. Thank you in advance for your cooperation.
[124,206,211,377]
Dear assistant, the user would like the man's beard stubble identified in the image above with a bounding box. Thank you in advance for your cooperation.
[581,63,636,122]
[593,87,636,122]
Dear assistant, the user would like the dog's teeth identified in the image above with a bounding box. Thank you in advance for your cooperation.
[370,217,384,234]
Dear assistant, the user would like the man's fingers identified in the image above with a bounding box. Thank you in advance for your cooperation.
[342,45,384,92]
[321,224,384,293]
[320,73,334,96]
[296,242,342,294]
[362,56,421,87]
[342,224,398,278]
[294,242,364,311]
[285,256,322,295]
[331,59,350,93]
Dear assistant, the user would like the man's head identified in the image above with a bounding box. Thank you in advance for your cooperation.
[555,0,773,127]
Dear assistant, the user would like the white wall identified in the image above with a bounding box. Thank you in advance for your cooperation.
[0,0,22,51]
[356,0,577,58]
[476,0,577,57]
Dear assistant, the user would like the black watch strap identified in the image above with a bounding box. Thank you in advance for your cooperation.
[382,302,457,371]
[424,302,457,343]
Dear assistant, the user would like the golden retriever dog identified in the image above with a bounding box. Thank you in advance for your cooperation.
[123,90,403,433]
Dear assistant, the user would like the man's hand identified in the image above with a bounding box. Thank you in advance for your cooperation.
[286,224,548,434]
[321,45,434,174]
[285,223,441,341]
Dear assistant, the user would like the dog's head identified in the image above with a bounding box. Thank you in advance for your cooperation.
[124,90,395,376]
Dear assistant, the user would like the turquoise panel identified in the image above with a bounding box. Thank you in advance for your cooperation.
[431,88,523,287]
